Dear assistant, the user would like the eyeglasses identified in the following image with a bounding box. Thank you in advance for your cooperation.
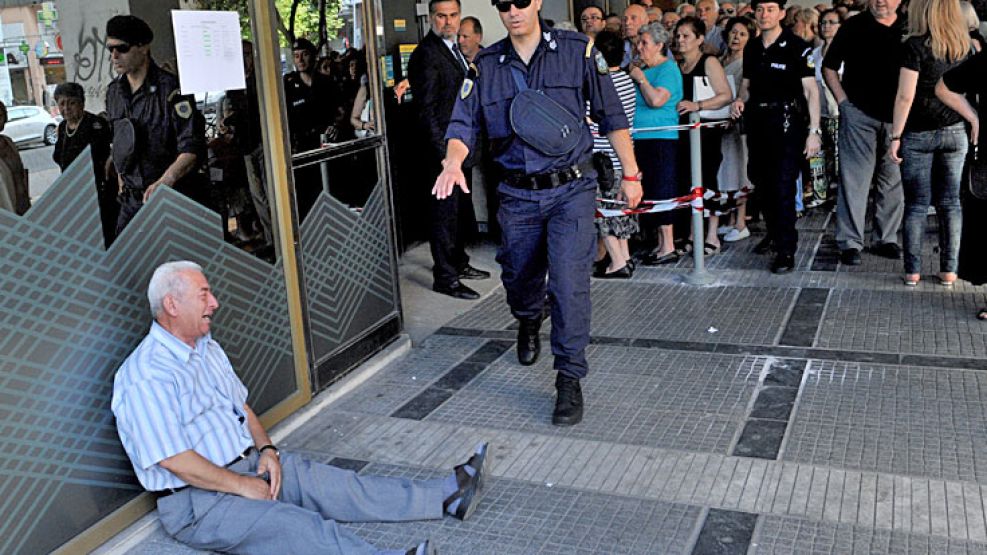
[581,15,603,22]
[106,43,132,54]
[494,0,532,13]
[819,19,841,26]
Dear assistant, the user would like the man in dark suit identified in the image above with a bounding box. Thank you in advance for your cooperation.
[408,0,490,300]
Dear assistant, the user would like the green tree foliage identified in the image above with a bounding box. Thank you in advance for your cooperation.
[198,0,343,47]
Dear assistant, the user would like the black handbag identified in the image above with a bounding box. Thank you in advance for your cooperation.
[969,144,987,200]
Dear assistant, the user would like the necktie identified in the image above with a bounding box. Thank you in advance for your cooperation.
[452,43,467,70]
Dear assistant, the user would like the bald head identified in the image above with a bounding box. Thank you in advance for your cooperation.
[622,4,648,39]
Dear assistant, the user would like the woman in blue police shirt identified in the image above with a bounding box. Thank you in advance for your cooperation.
[434,0,642,427]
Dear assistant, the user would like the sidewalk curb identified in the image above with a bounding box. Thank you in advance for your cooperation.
[91,335,413,555]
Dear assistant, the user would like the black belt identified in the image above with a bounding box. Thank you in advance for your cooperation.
[504,159,594,191]
[156,447,254,499]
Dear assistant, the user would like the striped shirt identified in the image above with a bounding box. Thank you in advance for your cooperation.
[111,322,253,491]
[589,69,637,173]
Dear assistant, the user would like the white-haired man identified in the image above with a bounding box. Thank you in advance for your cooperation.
[112,261,490,555]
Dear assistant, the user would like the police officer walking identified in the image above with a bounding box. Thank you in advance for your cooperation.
[105,15,204,237]
[436,0,643,426]
[730,0,821,273]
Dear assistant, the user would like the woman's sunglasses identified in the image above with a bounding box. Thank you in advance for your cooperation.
[494,0,533,13]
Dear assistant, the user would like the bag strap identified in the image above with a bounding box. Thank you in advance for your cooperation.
[510,66,529,93]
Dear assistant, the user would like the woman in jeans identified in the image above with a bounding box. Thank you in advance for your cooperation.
[889,0,971,287]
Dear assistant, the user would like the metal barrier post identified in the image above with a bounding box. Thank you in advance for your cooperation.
[682,111,715,286]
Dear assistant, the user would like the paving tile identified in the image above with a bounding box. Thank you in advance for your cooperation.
[692,508,757,555]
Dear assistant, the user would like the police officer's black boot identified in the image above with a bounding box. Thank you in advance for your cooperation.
[553,373,583,426]
[517,317,542,366]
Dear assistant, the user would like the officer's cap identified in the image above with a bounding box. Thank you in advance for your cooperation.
[292,38,317,54]
[750,0,787,8]
[106,15,154,46]
[53,82,85,102]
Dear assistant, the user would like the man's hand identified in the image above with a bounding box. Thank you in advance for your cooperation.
[257,450,282,499]
[889,138,903,164]
[804,133,822,159]
[238,474,275,500]
[619,179,643,209]
[394,79,411,103]
[142,180,170,203]
[432,159,469,199]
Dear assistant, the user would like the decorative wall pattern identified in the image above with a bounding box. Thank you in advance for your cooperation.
[300,182,400,369]
[0,153,297,554]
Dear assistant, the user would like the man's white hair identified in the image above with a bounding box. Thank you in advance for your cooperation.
[147,260,204,317]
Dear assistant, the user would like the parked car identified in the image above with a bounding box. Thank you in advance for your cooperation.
[3,105,61,147]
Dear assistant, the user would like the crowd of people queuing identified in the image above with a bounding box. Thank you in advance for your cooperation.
[571,0,987,320]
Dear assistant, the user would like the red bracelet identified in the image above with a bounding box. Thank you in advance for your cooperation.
[621,173,642,182]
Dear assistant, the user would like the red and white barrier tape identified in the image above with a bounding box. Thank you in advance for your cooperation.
[630,120,731,135]
[596,186,753,219]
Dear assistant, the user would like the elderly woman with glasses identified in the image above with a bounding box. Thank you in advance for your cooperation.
[52,82,116,246]
[628,23,684,265]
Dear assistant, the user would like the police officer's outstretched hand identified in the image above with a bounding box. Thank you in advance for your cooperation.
[433,159,470,199]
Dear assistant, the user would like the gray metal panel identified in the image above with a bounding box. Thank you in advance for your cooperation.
[0,152,297,554]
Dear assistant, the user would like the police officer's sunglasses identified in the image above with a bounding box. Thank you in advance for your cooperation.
[494,0,533,12]
[106,43,133,54]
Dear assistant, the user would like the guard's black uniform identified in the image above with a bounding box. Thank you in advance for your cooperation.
[52,111,116,246]
[742,28,814,259]
[106,61,204,235]
[283,71,337,153]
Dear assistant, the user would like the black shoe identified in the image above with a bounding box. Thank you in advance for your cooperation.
[553,374,584,426]
[433,282,481,300]
[753,236,773,254]
[458,265,491,280]
[517,317,542,366]
[867,242,902,260]
[593,255,610,276]
[443,442,490,521]
[642,251,679,266]
[771,253,795,274]
[840,248,862,266]
[595,264,632,279]
[406,539,437,555]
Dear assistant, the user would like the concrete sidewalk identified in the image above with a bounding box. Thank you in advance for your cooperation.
[99,211,987,554]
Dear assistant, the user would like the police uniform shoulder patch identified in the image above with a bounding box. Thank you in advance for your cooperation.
[461,78,474,100]
[595,51,608,75]
[175,99,192,119]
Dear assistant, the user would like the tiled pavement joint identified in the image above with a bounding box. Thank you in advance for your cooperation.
[691,508,758,554]
[732,358,808,460]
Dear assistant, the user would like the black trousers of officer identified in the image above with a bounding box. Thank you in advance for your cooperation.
[746,104,806,256]
[430,168,477,288]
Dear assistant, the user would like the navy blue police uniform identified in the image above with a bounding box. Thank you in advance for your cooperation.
[742,26,814,267]
[106,61,204,236]
[445,24,628,423]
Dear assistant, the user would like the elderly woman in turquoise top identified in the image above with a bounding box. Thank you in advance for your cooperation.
[628,23,684,265]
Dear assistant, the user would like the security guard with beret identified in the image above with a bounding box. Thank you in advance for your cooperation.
[435,0,642,426]
[105,15,204,238]
[730,0,821,273]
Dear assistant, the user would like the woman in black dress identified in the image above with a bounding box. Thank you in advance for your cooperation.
[52,82,114,247]
[936,50,987,319]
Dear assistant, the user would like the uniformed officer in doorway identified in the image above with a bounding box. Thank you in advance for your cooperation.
[435,0,643,426]
[729,0,820,273]
[105,15,204,237]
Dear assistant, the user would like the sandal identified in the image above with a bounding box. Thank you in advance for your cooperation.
[443,442,490,521]
[703,242,721,256]
[903,274,920,287]
[977,308,987,321]
[939,273,957,288]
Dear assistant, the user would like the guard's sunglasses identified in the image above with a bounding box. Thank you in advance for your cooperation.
[494,0,533,13]
[106,42,132,54]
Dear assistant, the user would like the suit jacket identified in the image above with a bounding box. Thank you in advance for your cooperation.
[407,30,473,166]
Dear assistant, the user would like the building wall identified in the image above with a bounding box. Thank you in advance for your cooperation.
[0,5,55,107]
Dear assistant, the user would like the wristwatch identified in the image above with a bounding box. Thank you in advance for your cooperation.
[258,444,280,458]
[809,127,823,136]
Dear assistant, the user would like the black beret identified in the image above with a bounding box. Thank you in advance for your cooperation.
[106,15,153,45]
[292,38,316,53]
[750,0,787,8]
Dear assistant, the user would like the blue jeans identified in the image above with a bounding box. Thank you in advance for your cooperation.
[900,123,967,274]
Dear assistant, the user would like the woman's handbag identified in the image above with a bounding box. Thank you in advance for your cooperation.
[695,75,735,121]
[969,144,987,200]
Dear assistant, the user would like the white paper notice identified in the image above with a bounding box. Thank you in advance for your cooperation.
[171,10,245,95]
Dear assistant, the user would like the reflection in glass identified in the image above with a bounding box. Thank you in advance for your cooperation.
[293,148,379,223]
[0,101,30,216]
